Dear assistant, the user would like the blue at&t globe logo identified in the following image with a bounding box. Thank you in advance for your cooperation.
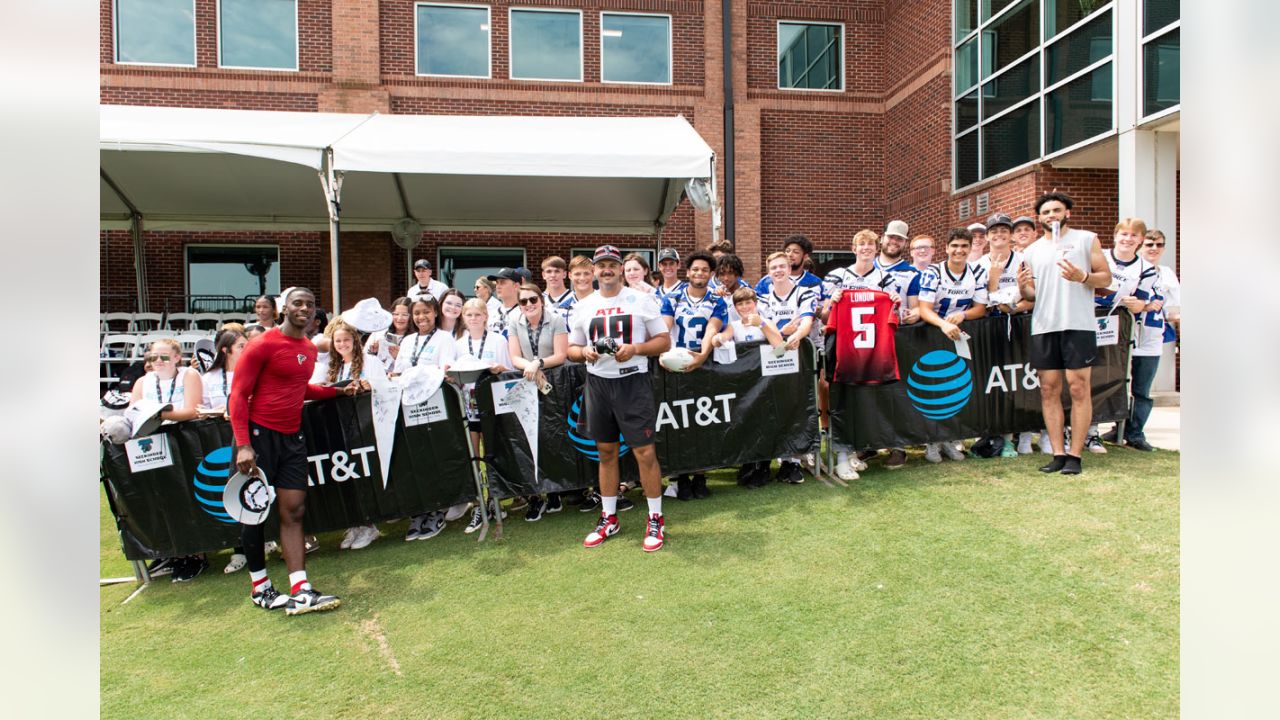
[906,350,973,420]
[567,393,631,461]
[192,446,236,523]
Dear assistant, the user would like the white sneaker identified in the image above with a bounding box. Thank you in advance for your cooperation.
[1016,432,1033,455]
[339,527,360,550]
[264,540,280,556]
[924,443,942,463]
[800,453,817,473]
[1037,432,1053,455]
[444,502,473,522]
[223,553,246,574]
[851,455,868,472]
[834,459,860,482]
[349,525,380,550]
[942,442,966,461]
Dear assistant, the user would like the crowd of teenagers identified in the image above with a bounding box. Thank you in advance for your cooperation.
[101,191,1179,613]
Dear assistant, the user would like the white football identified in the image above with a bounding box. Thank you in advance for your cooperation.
[659,348,696,372]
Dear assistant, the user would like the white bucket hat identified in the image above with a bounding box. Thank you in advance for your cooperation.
[223,469,276,525]
[341,298,392,334]
[399,365,446,406]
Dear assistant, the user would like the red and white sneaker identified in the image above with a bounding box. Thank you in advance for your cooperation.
[642,513,665,552]
[583,513,620,548]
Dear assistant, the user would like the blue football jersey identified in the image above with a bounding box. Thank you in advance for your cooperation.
[919,262,989,317]
[661,288,730,350]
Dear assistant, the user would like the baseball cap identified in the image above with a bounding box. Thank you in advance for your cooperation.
[656,248,680,263]
[1012,215,1035,229]
[592,245,624,264]
[985,213,1013,230]
[514,266,533,282]
[967,222,987,233]
[413,259,432,270]
[884,220,909,239]
[487,267,521,282]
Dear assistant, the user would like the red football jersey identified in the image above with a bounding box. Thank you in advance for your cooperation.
[827,289,900,384]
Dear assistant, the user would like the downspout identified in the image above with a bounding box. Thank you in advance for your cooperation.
[722,0,736,246]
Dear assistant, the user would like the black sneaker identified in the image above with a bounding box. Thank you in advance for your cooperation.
[691,474,711,499]
[146,557,175,578]
[416,510,447,540]
[286,587,341,616]
[1125,438,1157,452]
[251,585,289,610]
[544,493,563,514]
[617,495,635,512]
[675,475,694,501]
[778,462,804,484]
[579,490,602,513]
[525,496,546,522]
[884,449,907,470]
[171,555,208,583]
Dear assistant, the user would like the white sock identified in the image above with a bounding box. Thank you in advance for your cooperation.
[288,570,310,594]
[601,495,617,516]
[647,496,663,516]
[836,450,849,466]
[250,569,270,593]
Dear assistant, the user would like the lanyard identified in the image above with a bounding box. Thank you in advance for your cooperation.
[339,363,352,381]
[526,317,544,358]
[220,369,227,399]
[155,371,177,403]
[466,332,487,360]
[410,330,435,367]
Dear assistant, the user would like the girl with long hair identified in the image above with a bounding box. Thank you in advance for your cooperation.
[623,253,656,294]
[365,296,412,374]
[439,288,466,335]
[252,295,278,329]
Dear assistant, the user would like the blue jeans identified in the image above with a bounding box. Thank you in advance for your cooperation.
[1126,355,1161,443]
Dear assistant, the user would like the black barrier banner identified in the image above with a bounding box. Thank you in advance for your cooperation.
[828,311,1132,449]
[478,341,819,498]
[101,387,477,561]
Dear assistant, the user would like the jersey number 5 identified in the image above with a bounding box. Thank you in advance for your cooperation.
[850,306,875,349]
[588,315,633,342]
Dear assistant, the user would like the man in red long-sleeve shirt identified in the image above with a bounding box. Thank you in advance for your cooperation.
[229,287,356,615]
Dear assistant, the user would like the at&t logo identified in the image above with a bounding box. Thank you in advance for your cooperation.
[192,446,235,523]
[906,350,973,420]
[567,393,631,461]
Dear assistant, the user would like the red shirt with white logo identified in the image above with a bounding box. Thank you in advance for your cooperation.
[826,289,900,385]
[229,328,338,445]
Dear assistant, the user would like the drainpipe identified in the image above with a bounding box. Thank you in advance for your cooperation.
[722,0,735,246]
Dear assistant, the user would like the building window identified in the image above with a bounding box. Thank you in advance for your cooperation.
[186,246,280,312]
[777,22,844,91]
[437,248,526,292]
[416,3,491,78]
[952,1,1116,189]
[509,8,582,82]
[218,0,298,70]
[1144,0,1180,36]
[114,0,196,66]
[1143,28,1179,116]
[601,13,671,85]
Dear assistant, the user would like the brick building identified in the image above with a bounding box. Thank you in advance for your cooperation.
[100,0,1180,388]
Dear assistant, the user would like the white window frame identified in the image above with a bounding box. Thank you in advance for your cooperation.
[508,7,584,82]
[951,0,1118,192]
[112,0,198,68]
[1138,20,1180,123]
[184,244,281,301]
[414,2,493,79]
[599,11,673,86]
[216,0,299,72]
[436,247,528,285]
[776,20,845,92]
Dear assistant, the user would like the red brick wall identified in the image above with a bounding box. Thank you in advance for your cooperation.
[99,87,320,111]
[746,1,883,96]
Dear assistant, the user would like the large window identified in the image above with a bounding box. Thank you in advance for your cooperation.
[601,13,672,85]
[218,0,297,70]
[416,3,491,78]
[114,0,196,66]
[777,22,844,91]
[186,246,280,311]
[509,8,582,81]
[1141,1,1179,118]
[953,1,1115,189]
[438,248,526,294]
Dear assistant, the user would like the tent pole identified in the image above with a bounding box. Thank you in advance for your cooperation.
[322,149,344,311]
[130,212,148,313]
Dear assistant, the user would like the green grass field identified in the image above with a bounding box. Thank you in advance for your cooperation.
[101,449,1178,719]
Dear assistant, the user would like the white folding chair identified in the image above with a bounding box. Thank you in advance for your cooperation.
[102,312,133,334]
[130,312,164,332]
[132,333,172,361]
[165,312,195,332]
[176,332,210,356]
[100,334,139,361]
[191,313,222,331]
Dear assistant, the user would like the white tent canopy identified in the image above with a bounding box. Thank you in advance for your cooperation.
[100,105,714,234]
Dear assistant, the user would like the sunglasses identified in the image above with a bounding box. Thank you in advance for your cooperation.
[147,354,174,363]
[912,246,932,251]
[519,296,541,306]
[1143,242,1165,248]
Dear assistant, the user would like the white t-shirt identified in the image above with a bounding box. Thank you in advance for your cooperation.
[568,287,668,378]
[406,279,448,302]
[201,368,233,409]
[730,319,768,343]
[365,328,410,373]
[310,355,389,384]
[455,330,512,421]
[393,329,458,373]
[140,367,194,408]
[1024,228,1098,334]
[976,251,1024,314]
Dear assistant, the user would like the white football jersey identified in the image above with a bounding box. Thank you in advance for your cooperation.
[919,262,989,317]
[568,288,668,378]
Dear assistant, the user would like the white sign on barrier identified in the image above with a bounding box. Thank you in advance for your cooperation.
[759,346,800,376]
[404,390,450,427]
[125,434,174,473]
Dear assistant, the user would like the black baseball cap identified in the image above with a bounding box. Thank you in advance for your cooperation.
[1012,215,1035,229]
[487,268,521,282]
[593,245,624,264]
[985,213,1013,230]
[656,248,680,263]
[413,259,432,270]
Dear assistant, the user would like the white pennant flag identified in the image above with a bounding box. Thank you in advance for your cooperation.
[503,379,541,483]
[368,377,402,490]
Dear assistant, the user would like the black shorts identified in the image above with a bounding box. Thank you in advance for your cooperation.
[467,420,482,433]
[248,421,310,490]
[1030,330,1097,371]
[583,372,657,448]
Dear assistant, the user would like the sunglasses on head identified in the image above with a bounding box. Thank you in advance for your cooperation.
[519,296,541,306]
[147,354,173,363]
[1143,242,1165,248]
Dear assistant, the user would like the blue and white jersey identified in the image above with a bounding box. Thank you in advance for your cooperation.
[1156,264,1181,344]
[486,302,523,338]
[661,288,730,351]
[874,257,922,300]
[1097,251,1164,355]
[555,292,590,328]
[975,251,1023,315]
[919,262,989,317]
[543,288,573,311]
[655,280,688,304]
[757,283,817,335]
[822,263,896,298]
[754,270,825,301]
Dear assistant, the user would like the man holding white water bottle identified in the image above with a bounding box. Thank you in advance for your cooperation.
[1016,192,1112,476]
